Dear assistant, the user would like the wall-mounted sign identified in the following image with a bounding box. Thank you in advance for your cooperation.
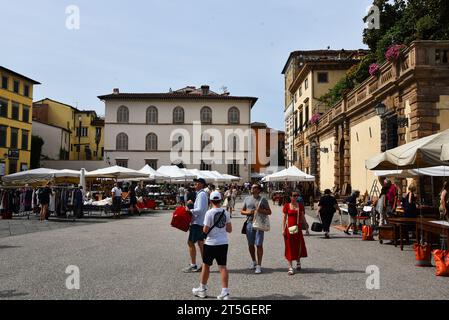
[8,149,19,159]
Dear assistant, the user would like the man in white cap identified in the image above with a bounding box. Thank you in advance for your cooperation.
[192,190,232,300]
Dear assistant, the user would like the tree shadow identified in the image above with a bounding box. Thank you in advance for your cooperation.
[0,290,29,298]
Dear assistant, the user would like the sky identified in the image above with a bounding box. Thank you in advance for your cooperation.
[1,0,372,130]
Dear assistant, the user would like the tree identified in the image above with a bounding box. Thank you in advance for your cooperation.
[30,135,44,169]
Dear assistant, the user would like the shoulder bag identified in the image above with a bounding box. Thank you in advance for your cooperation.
[252,197,270,232]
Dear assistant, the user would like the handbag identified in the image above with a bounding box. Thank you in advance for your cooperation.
[170,206,192,232]
[241,219,248,235]
[311,214,323,232]
[433,249,449,276]
[288,225,299,235]
[414,243,432,267]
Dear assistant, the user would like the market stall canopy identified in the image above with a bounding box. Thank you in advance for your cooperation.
[374,166,449,177]
[263,166,315,182]
[2,168,83,185]
[251,172,267,179]
[209,171,231,183]
[139,165,170,181]
[441,142,449,161]
[366,129,449,170]
[222,174,241,181]
[157,166,197,180]
[85,166,148,179]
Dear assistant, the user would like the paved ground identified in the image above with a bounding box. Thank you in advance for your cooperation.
[1,199,448,300]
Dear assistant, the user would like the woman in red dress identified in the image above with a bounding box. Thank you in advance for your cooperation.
[282,192,308,275]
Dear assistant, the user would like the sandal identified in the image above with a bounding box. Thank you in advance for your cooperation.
[288,268,294,275]
[296,263,302,271]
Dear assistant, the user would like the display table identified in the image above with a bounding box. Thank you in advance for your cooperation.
[388,217,434,250]
[416,220,449,249]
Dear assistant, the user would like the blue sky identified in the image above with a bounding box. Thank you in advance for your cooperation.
[1,0,372,130]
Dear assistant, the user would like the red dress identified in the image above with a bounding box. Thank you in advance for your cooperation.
[282,203,308,261]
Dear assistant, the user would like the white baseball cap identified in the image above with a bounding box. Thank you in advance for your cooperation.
[210,191,222,201]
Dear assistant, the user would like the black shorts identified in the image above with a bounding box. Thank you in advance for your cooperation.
[203,244,228,266]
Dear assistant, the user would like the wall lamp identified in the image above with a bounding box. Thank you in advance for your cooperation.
[374,102,409,128]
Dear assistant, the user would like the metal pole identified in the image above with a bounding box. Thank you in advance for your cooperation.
[78,119,81,160]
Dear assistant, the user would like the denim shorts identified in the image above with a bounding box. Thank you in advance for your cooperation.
[188,224,205,244]
[246,222,264,247]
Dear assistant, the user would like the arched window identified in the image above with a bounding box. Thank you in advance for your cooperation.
[173,106,184,124]
[146,106,158,124]
[200,106,212,124]
[228,107,240,124]
[116,133,128,151]
[146,133,158,151]
[117,106,129,123]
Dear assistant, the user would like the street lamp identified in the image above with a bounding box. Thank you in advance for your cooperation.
[78,115,82,160]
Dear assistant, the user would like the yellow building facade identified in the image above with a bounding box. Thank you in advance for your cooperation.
[33,98,104,161]
[0,66,40,175]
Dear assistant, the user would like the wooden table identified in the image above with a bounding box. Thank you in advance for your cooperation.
[416,220,449,249]
[388,217,434,251]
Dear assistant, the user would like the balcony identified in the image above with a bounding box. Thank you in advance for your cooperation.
[316,40,449,132]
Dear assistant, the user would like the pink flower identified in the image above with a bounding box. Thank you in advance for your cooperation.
[385,44,405,62]
[369,63,380,76]
[310,113,320,124]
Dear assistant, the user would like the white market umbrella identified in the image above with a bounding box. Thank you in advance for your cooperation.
[441,143,449,161]
[85,165,148,180]
[2,168,81,185]
[366,129,449,170]
[222,174,241,181]
[139,165,170,181]
[157,166,197,180]
[263,166,315,182]
[374,166,449,178]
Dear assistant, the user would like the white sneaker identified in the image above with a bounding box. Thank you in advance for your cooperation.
[249,262,257,270]
[192,286,207,298]
[255,265,262,274]
[217,292,230,300]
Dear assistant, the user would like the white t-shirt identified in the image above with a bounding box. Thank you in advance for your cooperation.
[111,187,122,197]
[203,208,231,246]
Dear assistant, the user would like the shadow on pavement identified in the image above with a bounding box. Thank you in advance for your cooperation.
[0,290,29,298]
[231,293,312,300]
[0,245,21,250]
[298,267,365,275]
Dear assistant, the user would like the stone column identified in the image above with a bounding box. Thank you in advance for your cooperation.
[333,124,340,190]
[343,119,351,188]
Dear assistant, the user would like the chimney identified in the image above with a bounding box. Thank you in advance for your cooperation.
[113,88,120,95]
[201,85,210,95]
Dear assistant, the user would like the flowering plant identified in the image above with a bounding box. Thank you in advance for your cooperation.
[385,44,406,62]
[369,63,380,77]
[309,113,320,124]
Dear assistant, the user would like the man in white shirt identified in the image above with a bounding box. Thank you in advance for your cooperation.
[111,183,122,219]
[192,191,232,300]
[184,178,209,273]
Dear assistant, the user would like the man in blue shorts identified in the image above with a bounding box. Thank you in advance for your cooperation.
[241,184,272,274]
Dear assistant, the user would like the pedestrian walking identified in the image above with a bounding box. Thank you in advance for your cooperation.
[74,185,84,218]
[128,188,138,216]
[344,190,361,235]
[317,189,341,239]
[296,194,310,235]
[186,185,196,210]
[38,182,53,222]
[439,181,449,221]
[402,185,417,218]
[376,186,388,226]
[184,178,209,273]
[111,183,123,219]
[224,188,233,217]
[192,191,232,300]
[283,192,308,275]
[241,184,272,274]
